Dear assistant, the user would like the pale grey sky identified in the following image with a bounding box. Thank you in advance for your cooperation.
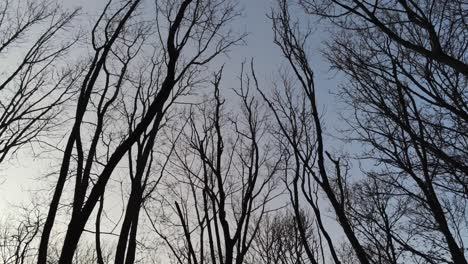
[0,2,348,248]
[0,0,343,205]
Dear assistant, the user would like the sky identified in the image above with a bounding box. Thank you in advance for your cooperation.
[1,2,465,263]
[0,0,349,245]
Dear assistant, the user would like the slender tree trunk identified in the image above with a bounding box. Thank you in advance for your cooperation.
[37,120,82,264]
[96,195,105,264]
[115,187,141,264]
[424,185,467,264]
[125,202,141,264]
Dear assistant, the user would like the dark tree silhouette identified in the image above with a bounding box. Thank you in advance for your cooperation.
[37,1,145,262]
[147,66,282,264]
[38,0,243,263]
[266,0,468,264]
[0,0,80,164]
[247,211,319,264]
[304,1,467,263]
[260,1,370,263]
[0,206,42,264]
[0,0,465,263]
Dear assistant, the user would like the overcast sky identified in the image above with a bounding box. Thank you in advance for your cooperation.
[0,0,346,218]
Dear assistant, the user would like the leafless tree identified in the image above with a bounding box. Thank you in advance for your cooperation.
[0,0,80,164]
[45,241,114,264]
[38,0,243,263]
[298,1,468,264]
[260,1,369,263]
[247,210,320,264]
[299,0,468,76]
[147,66,282,264]
[37,1,145,262]
[0,206,42,264]
[2,0,464,263]
[113,52,195,264]
[0,203,116,264]
[266,0,468,264]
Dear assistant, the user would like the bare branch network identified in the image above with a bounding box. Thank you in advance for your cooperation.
[0,0,466,264]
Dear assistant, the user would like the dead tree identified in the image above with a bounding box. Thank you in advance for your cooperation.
[0,0,80,164]
[300,0,468,76]
[113,56,194,264]
[38,0,243,263]
[260,1,371,264]
[292,0,468,263]
[147,66,282,264]
[327,16,468,264]
[0,206,42,264]
[247,211,319,264]
[37,1,145,262]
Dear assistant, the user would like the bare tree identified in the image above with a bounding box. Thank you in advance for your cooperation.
[247,210,319,264]
[272,0,468,264]
[0,0,80,164]
[113,54,194,264]
[147,66,282,264]
[260,1,370,263]
[0,206,42,264]
[1,0,463,263]
[297,1,468,264]
[328,14,468,262]
[38,1,145,262]
[46,239,114,264]
[300,0,468,76]
[38,0,243,263]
